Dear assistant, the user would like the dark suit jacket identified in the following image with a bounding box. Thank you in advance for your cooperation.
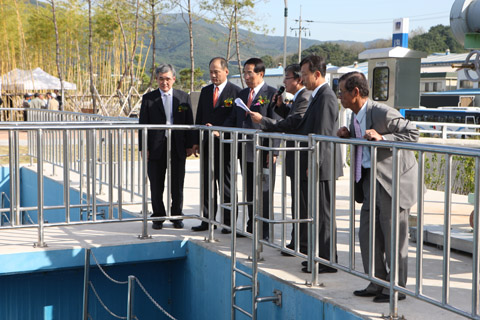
[194,81,241,144]
[349,100,420,209]
[223,82,281,162]
[260,87,311,176]
[139,88,194,160]
[296,84,343,181]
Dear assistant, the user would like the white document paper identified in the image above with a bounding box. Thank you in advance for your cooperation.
[235,98,251,113]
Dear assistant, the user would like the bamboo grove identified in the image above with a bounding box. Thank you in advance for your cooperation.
[0,0,260,116]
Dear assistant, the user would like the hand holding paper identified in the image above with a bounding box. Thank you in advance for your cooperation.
[235,98,251,113]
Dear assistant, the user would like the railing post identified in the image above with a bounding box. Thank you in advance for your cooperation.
[389,147,400,318]
[369,145,377,281]
[64,130,71,223]
[8,130,16,225]
[82,248,91,320]
[127,275,135,320]
[139,128,151,239]
[230,131,238,320]
[207,129,216,242]
[108,130,114,219]
[252,132,261,320]
[472,156,480,317]
[442,154,453,305]
[118,129,123,220]
[309,134,319,285]
[34,129,46,248]
[416,151,425,297]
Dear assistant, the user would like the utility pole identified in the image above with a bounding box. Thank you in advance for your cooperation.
[290,6,312,63]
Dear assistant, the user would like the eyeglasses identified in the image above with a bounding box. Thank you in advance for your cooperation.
[284,77,296,80]
[157,77,173,82]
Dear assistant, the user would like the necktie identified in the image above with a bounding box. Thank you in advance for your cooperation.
[354,118,363,183]
[247,88,254,108]
[163,93,171,125]
[213,86,219,107]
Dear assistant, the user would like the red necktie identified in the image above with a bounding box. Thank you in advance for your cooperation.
[213,86,219,107]
[247,88,254,108]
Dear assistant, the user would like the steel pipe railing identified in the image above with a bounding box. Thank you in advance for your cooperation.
[0,120,479,319]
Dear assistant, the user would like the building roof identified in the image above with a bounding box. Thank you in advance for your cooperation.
[421,52,470,66]
[422,88,480,96]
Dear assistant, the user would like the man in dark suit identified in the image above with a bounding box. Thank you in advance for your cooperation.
[191,57,241,233]
[223,57,281,238]
[139,64,194,230]
[291,55,343,273]
[337,72,419,303]
[249,63,311,254]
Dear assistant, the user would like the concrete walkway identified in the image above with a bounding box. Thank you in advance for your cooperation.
[0,158,475,319]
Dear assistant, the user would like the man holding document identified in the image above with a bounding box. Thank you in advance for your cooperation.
[223,57,280,239]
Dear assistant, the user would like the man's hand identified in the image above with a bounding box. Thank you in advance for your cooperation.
[186,148,194,157]
[337,126,350,138]
[206,122,219,137]
[250,111,263,124]
[192,144,199,157]
[266,154,277,168]
[273,93,283,107]
[364,129,382,141]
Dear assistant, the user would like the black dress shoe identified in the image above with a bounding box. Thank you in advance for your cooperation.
[281,250,294,257]
[191,223,208,231]
[301,266,338,274]
[221,228,231,234]
[152,221,163,230]
[353,289,379,297]
[172,221,184,229]
[373,293,406,303]
[191,223,216,231]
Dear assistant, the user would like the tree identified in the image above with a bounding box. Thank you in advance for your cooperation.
[178,67,205,91]
[409,25,466,54]
[287,42,362,67]
[88,0,96,113]
[174,0,202,93]
[143,0,170,87]
[260,55,275,68]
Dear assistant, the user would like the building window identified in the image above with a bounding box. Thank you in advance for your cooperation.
[460,80,474,89]
[372,67,389,101]
[424,82,430,92]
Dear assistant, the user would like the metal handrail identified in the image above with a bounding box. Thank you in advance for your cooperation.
[0,121,479,319]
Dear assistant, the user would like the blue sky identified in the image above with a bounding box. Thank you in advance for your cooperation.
[253,0,454,42]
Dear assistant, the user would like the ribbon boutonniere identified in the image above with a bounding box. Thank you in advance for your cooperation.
[253,96,270,107]
[223,98,233,107]
[178,104,189,112]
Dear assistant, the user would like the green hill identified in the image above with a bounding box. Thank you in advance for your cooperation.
[144,13,349,75]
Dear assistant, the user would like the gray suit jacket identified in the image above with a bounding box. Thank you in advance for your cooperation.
[259,87,311,132]
[296,84,343,181]
[350,100,420,209]
[259,88,311,177]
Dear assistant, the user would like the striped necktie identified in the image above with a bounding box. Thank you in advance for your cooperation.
[354,118,363,183]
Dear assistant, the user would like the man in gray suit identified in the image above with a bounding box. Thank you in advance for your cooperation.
[250,63,311,255]
[337,72,419,303]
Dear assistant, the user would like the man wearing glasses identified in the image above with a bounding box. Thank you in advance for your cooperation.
[250,63,311,255]
[139,64,194,230]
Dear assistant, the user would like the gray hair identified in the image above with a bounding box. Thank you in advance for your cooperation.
[155,64,176,78]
